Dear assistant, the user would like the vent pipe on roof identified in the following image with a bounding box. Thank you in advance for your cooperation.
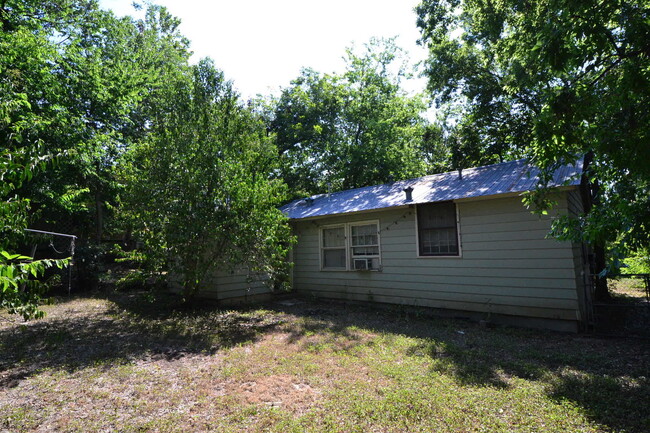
[458,168,463,180]
[403,186,413,201]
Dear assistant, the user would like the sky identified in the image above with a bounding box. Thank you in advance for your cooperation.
[99,0,430,100]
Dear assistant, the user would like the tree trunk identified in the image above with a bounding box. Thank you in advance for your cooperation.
[95,192,103,244]
[580,152,610,302]
[593,244,611,302]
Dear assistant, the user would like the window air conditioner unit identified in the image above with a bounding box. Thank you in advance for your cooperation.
[353,258,370,270]
[353,258,379,271]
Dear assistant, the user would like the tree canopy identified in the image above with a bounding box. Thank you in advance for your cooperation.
[1,0,292,314]
[268,38,443,197]
[416,0,650,285]
[5,2,191,242]
[123,59,292,298]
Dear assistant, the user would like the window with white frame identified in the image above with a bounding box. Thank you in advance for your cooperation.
[417,201,459,256]
[321,225,347,269]
[320,221,381,270]
[350,222,380,270]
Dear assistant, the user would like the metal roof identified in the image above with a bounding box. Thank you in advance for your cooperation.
[281,158,583,220]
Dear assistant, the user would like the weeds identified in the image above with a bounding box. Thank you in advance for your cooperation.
[1,293,648,432]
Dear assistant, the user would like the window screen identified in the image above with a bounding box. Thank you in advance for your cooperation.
[322,226,346,268]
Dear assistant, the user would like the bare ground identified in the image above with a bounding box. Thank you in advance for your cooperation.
[1,291,649,432]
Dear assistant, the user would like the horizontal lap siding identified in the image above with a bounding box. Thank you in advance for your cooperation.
[303,289,577,321]
[198,267,270,301]
[566,188,590,323]
[294,270,577,291]
[292,193,581,321]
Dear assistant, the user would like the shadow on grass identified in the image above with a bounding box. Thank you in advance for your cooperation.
[0,291,283,388]
[1,293,648,432]
[282,306,367,350]
[271,299,650,433]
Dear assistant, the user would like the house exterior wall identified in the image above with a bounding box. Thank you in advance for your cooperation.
[566,187,592,326]
[192,267,271,305]
[291,190,584,331]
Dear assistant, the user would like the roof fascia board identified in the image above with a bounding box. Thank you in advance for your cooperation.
[452,185,578,204]
[289,204,412,222]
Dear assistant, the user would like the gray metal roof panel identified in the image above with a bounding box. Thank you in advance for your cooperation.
[281,158,583,220]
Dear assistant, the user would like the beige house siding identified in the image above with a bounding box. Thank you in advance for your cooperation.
[292,190,583,330]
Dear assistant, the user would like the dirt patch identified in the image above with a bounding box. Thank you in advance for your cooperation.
[223,374,320,413]
[2,292,649,433]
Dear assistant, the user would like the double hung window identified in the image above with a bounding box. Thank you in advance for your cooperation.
[320,221,380,270]
[321,226,347,269]
[417,201,460,256]
[350,223,380,270]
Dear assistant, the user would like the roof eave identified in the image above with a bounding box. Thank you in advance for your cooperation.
[285,184,580,221]
[287,204,413,222]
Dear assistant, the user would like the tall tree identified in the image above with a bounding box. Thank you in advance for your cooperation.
[0,0,90,318]
[23,4,190,242]
[0,1,194,314]
[269,38,440,197]
[1,1,191,243]
[122,59,292,299]
[416,0,650,299]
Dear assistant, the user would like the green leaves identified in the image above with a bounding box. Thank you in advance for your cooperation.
[0,142,67,319]
[1,1,194,243]
[0,250,68,320]
[122,59,293,299]
[269,38,434,197]
[417,0,650,275]
[0,251,31,261]
[1,1,192,316]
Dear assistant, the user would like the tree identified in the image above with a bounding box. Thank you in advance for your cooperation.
[5,2,192,242]
[0,147,68,320]
[0,1,84,318]
[269,38,440,197]
[122,59,292,299]
[1,1,194,314]
[416,0,650,299]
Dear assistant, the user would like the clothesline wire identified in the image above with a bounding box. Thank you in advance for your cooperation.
[24,228,77,295]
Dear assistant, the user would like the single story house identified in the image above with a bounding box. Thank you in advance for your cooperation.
[280,158,592,332]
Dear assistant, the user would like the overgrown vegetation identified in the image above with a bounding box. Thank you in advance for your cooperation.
[0,142,68,319]
[1,1,294,312]
[267,37,443,197]
[122,59,292,298]
[2,0,649,315]
[1,294,648,432]
[416,0,650,298]
[622,249,650,275]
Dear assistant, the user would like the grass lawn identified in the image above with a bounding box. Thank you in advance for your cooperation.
[609,278,649,302]
[1,291,648,432]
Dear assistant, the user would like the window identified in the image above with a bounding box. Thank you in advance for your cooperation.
[350,223,380,270]
[320,221,381,270]
[321,226,346,269]
[417,201,459,256]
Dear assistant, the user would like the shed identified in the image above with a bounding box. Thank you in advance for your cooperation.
[281,158,591,332]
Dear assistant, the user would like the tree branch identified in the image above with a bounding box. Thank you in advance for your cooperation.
[589,58,622,88]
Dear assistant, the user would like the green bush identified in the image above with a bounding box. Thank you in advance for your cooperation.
[0,251,68,320]
[622,249,650,274]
